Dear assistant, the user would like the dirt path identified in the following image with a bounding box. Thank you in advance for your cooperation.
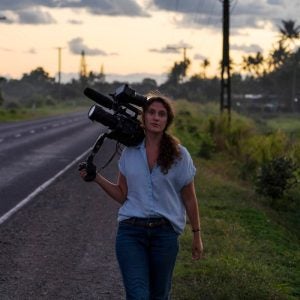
[0,148,126,299]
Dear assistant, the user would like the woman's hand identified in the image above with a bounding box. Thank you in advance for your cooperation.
[78,162,97,182]
[192,232,204,260]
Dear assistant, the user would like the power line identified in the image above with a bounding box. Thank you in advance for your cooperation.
[207,0,219,27]
[230,0,238,14]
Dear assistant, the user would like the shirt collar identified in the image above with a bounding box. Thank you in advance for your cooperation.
[134,138,146,149]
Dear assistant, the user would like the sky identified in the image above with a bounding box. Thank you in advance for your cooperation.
[0,0,299,84]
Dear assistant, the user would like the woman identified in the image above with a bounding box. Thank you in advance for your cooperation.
[79,94,203,300]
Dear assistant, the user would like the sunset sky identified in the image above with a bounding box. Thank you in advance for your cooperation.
[0,0,299,83]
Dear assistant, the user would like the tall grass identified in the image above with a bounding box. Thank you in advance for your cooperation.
[0,102,88,122]
[171,101,300,299]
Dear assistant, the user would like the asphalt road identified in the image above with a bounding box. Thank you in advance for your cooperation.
[0,111,104,219]
[0,141,125,299]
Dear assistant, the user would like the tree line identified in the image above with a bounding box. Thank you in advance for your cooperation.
[0,19,299,113]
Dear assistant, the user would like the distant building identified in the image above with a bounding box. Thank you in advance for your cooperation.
[233,94,280,113]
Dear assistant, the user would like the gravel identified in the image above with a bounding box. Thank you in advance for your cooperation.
[0,145,126,299]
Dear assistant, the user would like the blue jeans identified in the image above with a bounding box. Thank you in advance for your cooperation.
[115,220,179,300]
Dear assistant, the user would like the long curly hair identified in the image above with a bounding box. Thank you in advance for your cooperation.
[143,95,181,174]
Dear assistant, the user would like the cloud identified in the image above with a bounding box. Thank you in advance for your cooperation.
[0,15,13,24]
[68,19,83,25]
[0,47,13,52]
[151,0,208,13]
[1,0,298,28]
[231,44,263,53]
[267,0,284,5]
[85,0,149,17]
[166,40,193,50]
[68,37,109,56]
[151,0,299,30]
[17,8,56,24]
[149,47,180,54]
[194,54,207,61]
[149,40,193,54]
[26,48,37,54]
[0,0,149,22]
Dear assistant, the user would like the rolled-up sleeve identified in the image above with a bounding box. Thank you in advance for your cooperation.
[177,147,196,188]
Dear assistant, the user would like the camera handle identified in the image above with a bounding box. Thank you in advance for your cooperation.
[85,130,121,170]
[80,131,119,182]
[86,132,109,165]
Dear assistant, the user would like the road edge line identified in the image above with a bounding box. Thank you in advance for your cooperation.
[0,148,91,226]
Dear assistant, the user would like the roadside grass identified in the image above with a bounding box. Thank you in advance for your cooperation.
[173,155,300,299]
[265,115,300,135]
[171,102,300,299]
[0,102,88,122]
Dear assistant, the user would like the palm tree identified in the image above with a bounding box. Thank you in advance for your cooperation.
[279,19,300,111]
[241,52,265,77]
[167,58,191,85]
[268,41,290,71]
[200,58,210,78]
[279,20,300,44]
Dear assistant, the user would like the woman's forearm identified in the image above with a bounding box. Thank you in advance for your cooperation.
[94,173,126,204]
[181,181,201,231]
[184,196,201,231]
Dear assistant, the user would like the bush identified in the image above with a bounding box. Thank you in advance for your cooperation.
[207,114,255,155]
[0,89,4,106]
[3,101,20,114]
[255,156,299,204]
[45,96,56,106]
[239,130,289,179]
[197,133,216,159]
[22,94,45,108]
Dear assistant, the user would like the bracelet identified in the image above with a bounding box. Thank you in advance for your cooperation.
[192,228,201,233]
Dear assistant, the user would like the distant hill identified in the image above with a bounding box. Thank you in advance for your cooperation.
[56,72,168,85]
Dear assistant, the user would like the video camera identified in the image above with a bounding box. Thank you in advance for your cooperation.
[79,84,148,181]
[85,84,147,146]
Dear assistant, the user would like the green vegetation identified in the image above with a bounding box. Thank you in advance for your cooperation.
[171,101,300,300]
[0,101,88,122]
[265,116,300,136]
[1,96,299,299]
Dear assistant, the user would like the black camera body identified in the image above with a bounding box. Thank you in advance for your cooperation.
[85,84,147,147]
[99,109,144,147]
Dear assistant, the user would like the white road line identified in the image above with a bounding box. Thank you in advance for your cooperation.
[0,147,91,225]
[15,134,21,138]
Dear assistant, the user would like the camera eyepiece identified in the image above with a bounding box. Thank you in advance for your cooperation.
[113,84,148,108]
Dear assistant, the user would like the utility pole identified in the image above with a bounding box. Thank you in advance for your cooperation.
[57,47,62,85]
[57,47,62,100]
[56,47,65,100]
[220,0,231,122]
[80,50,87,78]
[0,15,7,101]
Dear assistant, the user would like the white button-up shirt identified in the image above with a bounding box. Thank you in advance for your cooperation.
[117,140,196,234]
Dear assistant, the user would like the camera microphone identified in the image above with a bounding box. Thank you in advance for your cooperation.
[84,87,114,110]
